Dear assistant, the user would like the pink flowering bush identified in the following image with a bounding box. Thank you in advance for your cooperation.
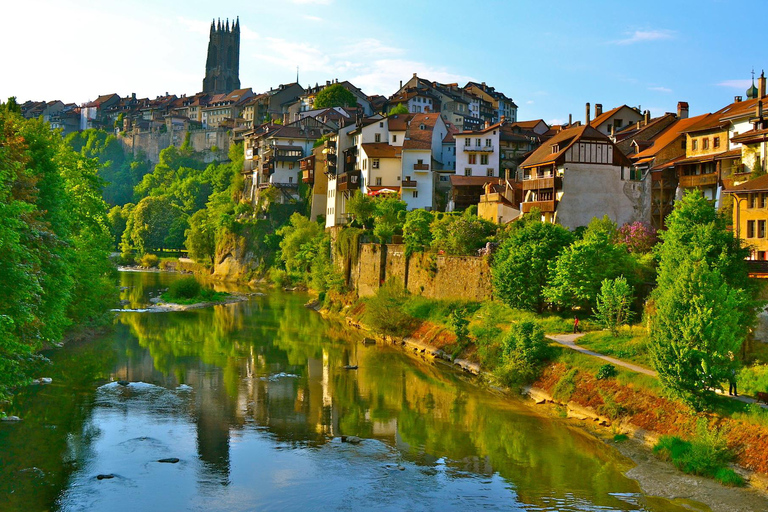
[617,222,658,253]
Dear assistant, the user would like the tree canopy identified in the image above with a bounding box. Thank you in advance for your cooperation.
[314,84,358,109]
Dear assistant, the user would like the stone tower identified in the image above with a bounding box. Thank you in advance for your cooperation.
[202,17,241,94]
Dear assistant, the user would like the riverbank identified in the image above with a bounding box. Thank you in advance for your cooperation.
[315,297,768,511]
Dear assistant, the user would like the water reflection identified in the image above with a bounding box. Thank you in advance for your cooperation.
[0,272,695,511]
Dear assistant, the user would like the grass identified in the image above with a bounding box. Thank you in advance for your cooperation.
[575,327,652,367]
[551,346,664,393]
[160,276,229,305]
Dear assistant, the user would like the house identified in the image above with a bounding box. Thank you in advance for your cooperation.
[80,93,120,130]
[518,124,641,229]
[392,74,482,131]
[463,81,518,124]
[201,88,253,128]
[300,145,330,222]
[587,103,644,137]
[725,175,768,261]
[478,179,522,224]
[613,112,678,157]
[299,80,372,115]
[241,83,304,126]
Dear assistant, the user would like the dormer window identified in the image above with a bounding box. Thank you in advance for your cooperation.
[551,144,559,154]
[420,124,426,130]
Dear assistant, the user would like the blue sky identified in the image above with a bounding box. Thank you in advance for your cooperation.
[2,0,761,124]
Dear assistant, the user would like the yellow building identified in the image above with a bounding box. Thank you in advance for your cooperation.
[727,175,768,260]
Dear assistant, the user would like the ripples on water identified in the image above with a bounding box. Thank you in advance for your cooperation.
[0,271,697,512]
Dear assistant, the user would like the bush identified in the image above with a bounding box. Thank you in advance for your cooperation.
[166,276,201,300]
[140,253,159,268]
[596,364,618,380]
[495,321,551,385]
[158,258,176,271]
[364,280,414,337]
[269,268,291,288]
[552,368,578,401]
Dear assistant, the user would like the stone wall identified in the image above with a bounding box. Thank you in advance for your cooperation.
[353,243,493,301]
[120,129,232,164]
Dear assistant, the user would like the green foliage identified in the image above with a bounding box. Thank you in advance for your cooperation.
[594,276,634,336]
[653,419,743,486]
[545,216,637,312]
[431,210,497,255]
[122,195,187,254]
[552,368,579,401]
[139,253,159,268]
[277,213,324,274]
[166,276,201,300]
[650,192,758,410]
[596,364,618,380]
[403,209,434,256]
[495,321,551,385]
[388,103,409,115]
[185,208,217,265]
[613,434,629,443]
[363,280,414,337]
[492,220,574,312]
[0,110,115,402]
[346,190,376,226]
[314,84,358,109]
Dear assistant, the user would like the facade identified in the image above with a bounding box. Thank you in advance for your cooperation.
[80,93,120,130]
[518,124,642,229]
[201,88,253,128]
[727,175,768,260]
[202,18,241,94]
[587,104,644,137]
[464,81,518,124]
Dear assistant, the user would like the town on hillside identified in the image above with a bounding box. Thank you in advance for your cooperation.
[16,17,768,270]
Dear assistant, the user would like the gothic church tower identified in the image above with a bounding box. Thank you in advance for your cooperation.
[202,18,241,94]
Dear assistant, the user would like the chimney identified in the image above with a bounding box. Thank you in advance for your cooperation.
[400,80,403,89]
[484,120,490,129]
[568,113,572,125]
[326,80,330,86]
[644,110,650,125]
[585,102,591,124]
[282,113,288,125]
[760,71,766,98]
[677,101,689,119]
[413,73,417,78]
[595,104,603,117]
[500,115,506,124]
[735,96,743,103]
[757,100,763,121]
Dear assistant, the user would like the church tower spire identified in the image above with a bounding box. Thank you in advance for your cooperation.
[202,15,241,94]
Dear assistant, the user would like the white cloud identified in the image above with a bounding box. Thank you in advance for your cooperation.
[648,86,672,93]
[303,15,323,22]
[717,79,752,89]
[241,25,260,40]
[526,100,535,105]
[548,118,566,126]
[613,29,675,45]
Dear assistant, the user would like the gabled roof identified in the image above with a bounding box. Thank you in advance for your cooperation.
[443,122,458,144]
[362,143,402,158]
[511,119,547,130]
[404,113,440,150]
[732,127,768,144]
[633,114,709,160]
[726,174,768,193]
[613,113,677,143]
[387,114,414,131]
[520,125,610,168]
[681,112,729,134]
[590,105,639,128]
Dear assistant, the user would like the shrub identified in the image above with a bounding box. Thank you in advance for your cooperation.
[598,390,626,420]
[363,280,414,337]
[596,364,618,380]
[166,276,201,300]
[158,258,176,271]
[495,322,551,385]
[552,368,578,401]
[140,253,159,268]
[269,268,291,288]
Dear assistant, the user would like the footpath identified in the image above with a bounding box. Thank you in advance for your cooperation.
[547,332,767,408]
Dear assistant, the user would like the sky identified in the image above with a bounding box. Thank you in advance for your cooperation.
[2,0,764,125]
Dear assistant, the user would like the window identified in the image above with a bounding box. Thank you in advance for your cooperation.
[486,168,494,177]
[752,193,760,208]
[465,168,472,176]
[748,220,756,238]
[615,119,623,128]
[760,220,766,238]
[372,159,380,169]
[681,138,686,150]
[762,193,767,208]
[485,138,492,147]
[392,135,397,143]
[379,122,384,127]
[713,136,720,149]
[469,154,477,164]
[288,163,294,170]
[476,138,481,147]
[480,154,488,165]
[692,139,698,150]
[703,138,709,150]
[288,176,293,183]
[417,159,424,165]
[464,138,471,146]
[375,133,381,142]
[413,191,418,198]
[376,177,382,185]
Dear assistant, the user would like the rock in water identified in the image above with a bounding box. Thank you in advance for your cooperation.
[158,458,180,464]
[40,377,52,384]
[342,435,362,444]
[96,474,115,480]
[2,416,21,422]
[117,380,130,386]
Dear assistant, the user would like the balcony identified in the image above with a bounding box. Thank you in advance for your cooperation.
[521,200,557,213]
[245,148,254,160]
[326,161,337,175]
[324,139,336,150]
[678,173,718,188]
[522,176,562,191]
[463,145,495,153]
[401,179,418,188]
[299,156,314,172]
[325,152,337,163]
[413,163,429,171]
[302,169,314,184]
[337,170,361,192]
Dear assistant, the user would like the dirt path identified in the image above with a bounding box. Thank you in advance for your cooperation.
[547,332,767,408]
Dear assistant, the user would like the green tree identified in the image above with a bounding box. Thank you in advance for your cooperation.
[431,209,497,255]
[314,84,358,109]
[492,220,574,312]
[594,276,634,336]
[123,196,185,254]
[373,196,407,243]
[388,103,409,115]
[496,321,551,385]
[545,216,636,312]
[346,190,376,226]
[185,209,217,265]
[403,209,434,256]
[276,213,324,275]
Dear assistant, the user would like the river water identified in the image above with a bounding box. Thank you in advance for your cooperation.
[0,271,700,511]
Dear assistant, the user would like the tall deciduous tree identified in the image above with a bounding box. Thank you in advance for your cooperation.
[492,220,574,312]
[313,84,358,109]
[403,209,434,256]
[594,276,634,335]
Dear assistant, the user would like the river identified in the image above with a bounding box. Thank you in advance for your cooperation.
[0,271,701,511]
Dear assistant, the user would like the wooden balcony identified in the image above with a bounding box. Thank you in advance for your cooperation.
[522,176,562,191]
[413,163,429,171]
[678,173,718,188]
[302,169,314,184]
[521,200,557,213]
[401,179,418,188]
[463,145,494,153]
[337,171,361,192]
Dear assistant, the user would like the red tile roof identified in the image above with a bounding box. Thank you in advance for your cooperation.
[633,114,709,160]
[520,124,621,168]
[362,143,402,158]
[404,113,439,150]
[726,173,768,193]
